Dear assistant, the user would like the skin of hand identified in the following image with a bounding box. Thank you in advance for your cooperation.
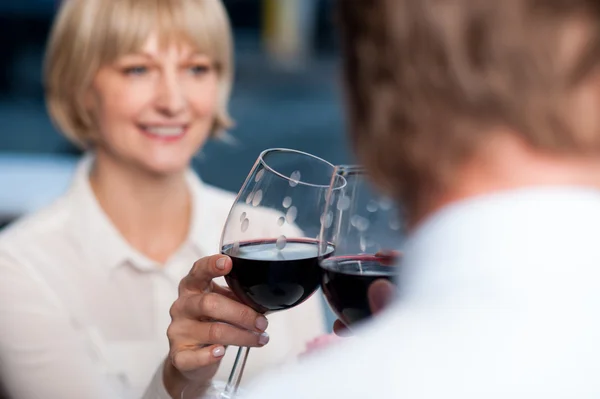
[332,278,396,337]
[332,249,400,336]
[163,255,270,398]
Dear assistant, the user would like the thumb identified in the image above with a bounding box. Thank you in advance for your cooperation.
[179,255,232,294]
[367,279,396,315]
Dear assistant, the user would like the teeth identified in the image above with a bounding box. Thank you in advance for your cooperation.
[144,126,184,137]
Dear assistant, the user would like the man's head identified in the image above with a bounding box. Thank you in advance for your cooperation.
[336,0,600,224]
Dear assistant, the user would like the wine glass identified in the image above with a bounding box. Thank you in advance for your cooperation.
[213,148,339,398]
[318,165,404,329]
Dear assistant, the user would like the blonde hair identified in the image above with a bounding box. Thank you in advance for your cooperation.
[45,0,234,148]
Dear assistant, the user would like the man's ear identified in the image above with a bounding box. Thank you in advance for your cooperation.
[83,86,95,110]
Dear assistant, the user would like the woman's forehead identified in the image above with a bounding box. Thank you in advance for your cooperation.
[136,34,212,57]
[110,31,217,63]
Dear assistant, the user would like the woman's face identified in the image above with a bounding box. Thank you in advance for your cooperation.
[87,34,220,175]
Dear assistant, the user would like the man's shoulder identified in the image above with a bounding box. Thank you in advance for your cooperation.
[244,316,399,399]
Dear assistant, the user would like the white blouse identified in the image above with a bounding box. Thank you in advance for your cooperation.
[0,156,326,399]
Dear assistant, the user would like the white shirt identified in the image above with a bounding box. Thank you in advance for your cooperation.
[0,155,325,399]
[245,187,600,398]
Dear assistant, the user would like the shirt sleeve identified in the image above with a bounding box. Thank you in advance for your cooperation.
[140,362,172,399]
[0,251,127,399]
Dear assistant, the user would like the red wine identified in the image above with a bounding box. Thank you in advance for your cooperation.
[320,254,399,326]
[223,239,334,314]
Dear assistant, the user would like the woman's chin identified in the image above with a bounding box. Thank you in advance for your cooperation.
[97,146,198,178]
[138,156,193,178]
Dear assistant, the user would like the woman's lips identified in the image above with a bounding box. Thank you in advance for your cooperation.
[139,125,188,142]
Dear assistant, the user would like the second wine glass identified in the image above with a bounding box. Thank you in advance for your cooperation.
[318,165,404,330]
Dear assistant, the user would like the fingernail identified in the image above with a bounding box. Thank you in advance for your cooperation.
[258,332,270,346]
[212,346,225,358]
[255,316,268,331]
[216,257,227,270]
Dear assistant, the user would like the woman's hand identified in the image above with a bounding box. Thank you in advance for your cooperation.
[163,254,270,398]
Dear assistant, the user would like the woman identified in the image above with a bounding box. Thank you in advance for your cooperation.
[0,0,325,398]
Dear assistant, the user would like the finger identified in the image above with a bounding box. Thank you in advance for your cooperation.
[302,334,343,356]
[176,320,270,348]
[183,292,269,333]
[179,255,232,294]
[374,250,402,266]
[374,250,402,257]
[211,284,240,302]
[171,344,226,374]
[368,279,396,315]
[332,319,352,337]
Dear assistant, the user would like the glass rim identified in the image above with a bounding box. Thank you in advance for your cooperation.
[258,148,344,189]
[334,164,367,176]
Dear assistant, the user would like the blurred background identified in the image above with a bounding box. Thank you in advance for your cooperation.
[0,0,351,229]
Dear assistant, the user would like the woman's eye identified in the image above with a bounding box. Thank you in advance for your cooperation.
[188,65,211,76]
[123,66,148,76]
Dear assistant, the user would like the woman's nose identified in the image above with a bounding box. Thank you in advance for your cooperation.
[155,74,186,116]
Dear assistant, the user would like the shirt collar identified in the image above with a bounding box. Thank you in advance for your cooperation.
[66,154,215,271]
[401,186,600,296]
[184,169,224,258]
[408,186,600,247]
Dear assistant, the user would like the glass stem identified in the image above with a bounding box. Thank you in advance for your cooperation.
[220,346,250,399]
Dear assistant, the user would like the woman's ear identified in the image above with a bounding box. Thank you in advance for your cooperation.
[76,84,99,147]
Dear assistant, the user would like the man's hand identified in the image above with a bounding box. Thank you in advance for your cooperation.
[332,278,396,336]
[332,249,400,336]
